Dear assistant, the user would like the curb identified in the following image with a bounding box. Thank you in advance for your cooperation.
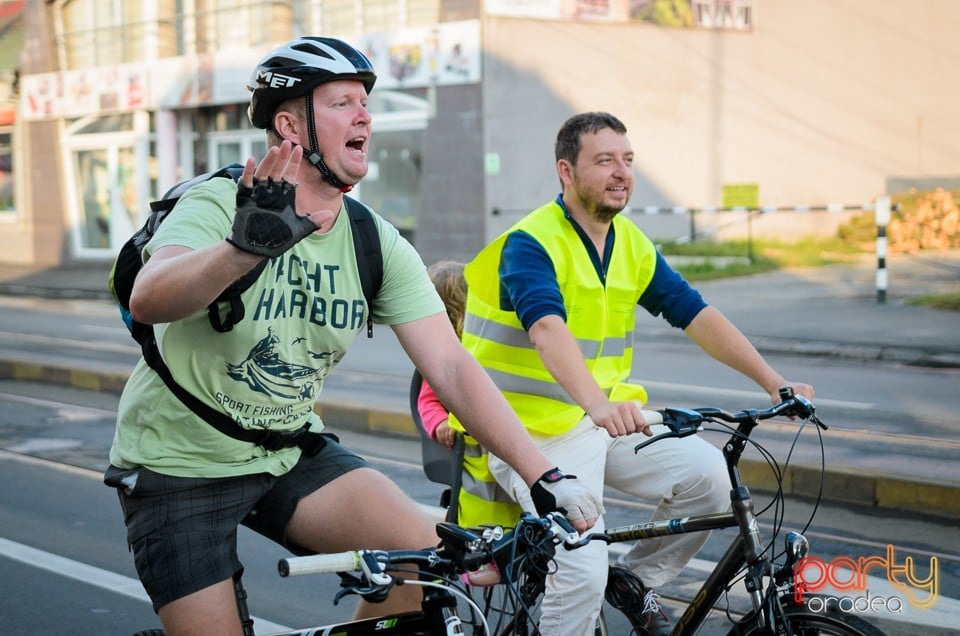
[323,399,960,522]
[748,337,960,369]
[2,357,957,522]
[640,331,960,370]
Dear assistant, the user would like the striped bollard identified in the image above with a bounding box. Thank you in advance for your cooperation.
[875,196,891,303]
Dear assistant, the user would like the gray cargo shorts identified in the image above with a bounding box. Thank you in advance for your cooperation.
[105,436,367,611]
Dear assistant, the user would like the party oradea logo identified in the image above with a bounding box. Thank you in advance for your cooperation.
[794,544,938,614]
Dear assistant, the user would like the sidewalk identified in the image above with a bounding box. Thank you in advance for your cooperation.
[664,250,960,368]
[0,252,958,521]
[1,251,958,365]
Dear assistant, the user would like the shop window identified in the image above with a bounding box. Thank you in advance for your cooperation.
[202,105,267,170]
[363,129,423,240]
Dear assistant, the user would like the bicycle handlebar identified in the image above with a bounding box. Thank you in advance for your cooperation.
[634,393,825,453]
[277,512,575,583]
[279,550,362,578]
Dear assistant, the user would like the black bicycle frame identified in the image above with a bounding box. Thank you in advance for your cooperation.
[277,611,437,636]
[600,459,771,635]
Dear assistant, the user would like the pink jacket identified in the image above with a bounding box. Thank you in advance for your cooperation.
[417,379,449,440]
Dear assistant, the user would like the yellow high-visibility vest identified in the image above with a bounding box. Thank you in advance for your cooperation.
[450,200,657,527]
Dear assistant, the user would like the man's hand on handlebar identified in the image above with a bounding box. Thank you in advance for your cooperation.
[769,382,814,404]
[588,400,654,438]
[769,383,815,422]
[530,467,604,533]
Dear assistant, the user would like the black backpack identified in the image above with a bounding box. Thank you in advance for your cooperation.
[108,164,383,455]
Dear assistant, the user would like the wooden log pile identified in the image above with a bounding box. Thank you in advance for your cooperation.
[888,189,960,253]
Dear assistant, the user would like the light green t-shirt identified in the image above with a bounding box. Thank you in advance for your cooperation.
[109,177,444,478]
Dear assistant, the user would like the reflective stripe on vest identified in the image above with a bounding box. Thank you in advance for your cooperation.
[462,200,657,436]
[463,313,632,359]
[453,434,523,528]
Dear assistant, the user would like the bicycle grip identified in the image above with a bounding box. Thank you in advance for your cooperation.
[640,409,664,425]
[279,551,361,577]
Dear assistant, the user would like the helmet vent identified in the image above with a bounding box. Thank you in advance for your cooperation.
[291,42,336,61]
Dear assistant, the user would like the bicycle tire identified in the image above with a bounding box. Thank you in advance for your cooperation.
[486,572,608,636]
[728,601,889,636]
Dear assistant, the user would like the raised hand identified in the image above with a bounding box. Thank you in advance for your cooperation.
[227,141,318,258]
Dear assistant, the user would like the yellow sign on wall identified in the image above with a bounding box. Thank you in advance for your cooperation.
[722,183,759,209]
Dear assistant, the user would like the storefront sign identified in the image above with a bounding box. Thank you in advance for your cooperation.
[19,20,481,121]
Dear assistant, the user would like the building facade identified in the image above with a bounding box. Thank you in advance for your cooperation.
[3,0,959,268]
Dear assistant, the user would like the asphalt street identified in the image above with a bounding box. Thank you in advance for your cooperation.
[0,250,958,634]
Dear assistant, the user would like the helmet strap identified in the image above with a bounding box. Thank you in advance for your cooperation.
[303,95,353,193]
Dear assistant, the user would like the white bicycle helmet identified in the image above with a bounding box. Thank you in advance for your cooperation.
[247,37,377,191]
[247,37,376,130]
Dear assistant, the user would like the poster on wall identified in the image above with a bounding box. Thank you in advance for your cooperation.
[354,20,481,90]
[20,64,148,121]
[484,0,622,20]
[20,20,482,121]
[632,0,753,30]
[485,0,754,30]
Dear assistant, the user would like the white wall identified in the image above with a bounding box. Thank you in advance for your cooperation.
[482,0,960,241]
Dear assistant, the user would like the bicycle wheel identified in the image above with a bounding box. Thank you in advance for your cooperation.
[481,569,608,636]
[728,601,888,636]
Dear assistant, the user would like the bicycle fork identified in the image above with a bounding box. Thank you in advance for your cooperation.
[423,591,466,635]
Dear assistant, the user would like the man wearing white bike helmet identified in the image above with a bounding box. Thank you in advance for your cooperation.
[106,37,601,635]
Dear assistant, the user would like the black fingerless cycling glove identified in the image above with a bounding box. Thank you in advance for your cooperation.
[227,179,317,258]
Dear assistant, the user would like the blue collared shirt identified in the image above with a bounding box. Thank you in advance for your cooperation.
[498,195,708,331]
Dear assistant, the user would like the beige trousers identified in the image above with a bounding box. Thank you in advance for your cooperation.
[488,417,729,636]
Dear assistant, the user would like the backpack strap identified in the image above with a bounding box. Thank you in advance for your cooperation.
[140,330,331,456]
[148,164,245,230]
[138,190,382,454]
[205,189,381,335]
[344,196,383,338]
[203,165,261,334]
[207,259,268,333]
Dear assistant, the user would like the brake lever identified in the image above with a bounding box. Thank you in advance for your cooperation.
[810,413,828,430]
[333,581,393,605]
[546,512,580,548]
[564,531,612,550]
[633,431,678,453]
[793,395,828,430]
[781,394,829,430]
[633,407,706,453]
[333,572,393,605]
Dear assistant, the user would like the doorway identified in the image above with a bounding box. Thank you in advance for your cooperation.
[64,113,150,257]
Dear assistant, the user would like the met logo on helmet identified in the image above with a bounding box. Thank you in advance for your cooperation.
[257,70,302,88]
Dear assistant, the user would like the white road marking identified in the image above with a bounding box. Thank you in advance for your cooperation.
[0,536,291,634]
[3,449,955,631]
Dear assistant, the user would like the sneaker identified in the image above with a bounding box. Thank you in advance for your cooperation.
[605,565,672,636]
